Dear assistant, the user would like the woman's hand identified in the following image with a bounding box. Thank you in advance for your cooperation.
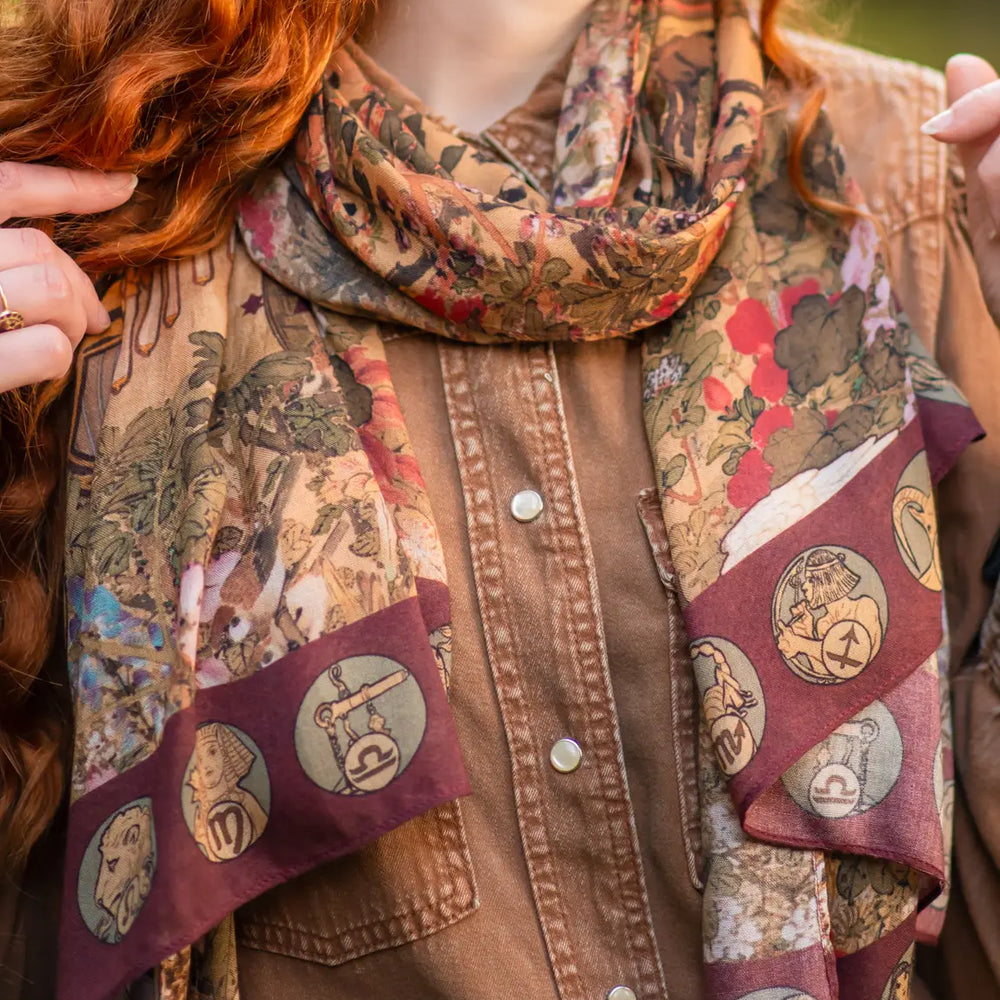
[0,164,137,393]
[922,54,1000,326]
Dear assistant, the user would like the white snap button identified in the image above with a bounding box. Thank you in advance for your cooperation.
[510,489,544,523]
[549,738,583,774]
[607,988,637,1000]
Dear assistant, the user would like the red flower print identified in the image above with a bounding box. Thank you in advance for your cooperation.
[703,376,733,412]
[448,295,485,326]
[238,196,276,260]
[343,344,390,388]
[751,404,793,448]
[519,215,541,240]
[359,427,410,506]
[727,448,773,509]
[726,299,777,356]
[652,292,682,318]
[750,354,789,402]
[415,286,446,317]
[779,279,820,322]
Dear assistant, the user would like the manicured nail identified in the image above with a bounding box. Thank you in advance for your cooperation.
[108,172,139,192]
[921,109,955,135]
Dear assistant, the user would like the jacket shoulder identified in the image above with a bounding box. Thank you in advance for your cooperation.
[789,32,945,98]
[784,33,955,344]
[786,32,949,229]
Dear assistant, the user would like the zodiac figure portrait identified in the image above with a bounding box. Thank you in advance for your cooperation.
[690,638,766,776]
[782,701,903,819]
[891,455,942,592]
[773,548,887,684]
[184,723,269,862]
[91,801,156,943]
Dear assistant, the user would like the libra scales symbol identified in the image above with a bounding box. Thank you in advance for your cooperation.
[312,662,410,794]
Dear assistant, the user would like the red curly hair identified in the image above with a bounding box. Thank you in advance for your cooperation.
[0,0,821,868]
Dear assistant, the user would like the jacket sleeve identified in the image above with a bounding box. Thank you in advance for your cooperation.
[921,156,1000,1000]
[932,162,1000,670]
[798,33,1000,996]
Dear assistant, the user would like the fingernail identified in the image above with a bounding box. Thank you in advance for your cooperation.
[109,172,139,192]
[97,303,112,329]
[921,109,955,135]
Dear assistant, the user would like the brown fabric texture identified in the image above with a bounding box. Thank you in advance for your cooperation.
[3,32,1000,1000]
[235,34,1000,1000]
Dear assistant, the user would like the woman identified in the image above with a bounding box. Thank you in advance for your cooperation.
[0,2,997,999]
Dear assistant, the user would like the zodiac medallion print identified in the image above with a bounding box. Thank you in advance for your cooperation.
[77,798,156,943]
[892,452,942,591]
[295,654,427,794]
[772,546,888,684]
[928,739,955,916]
[782,700,903,819]
[881,945,915,1000]
[733,990,819,1000]
[690,638,766,775]
[428,624,453,692]
[181,723,270,862]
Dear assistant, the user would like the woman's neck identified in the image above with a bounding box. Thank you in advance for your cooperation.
[364,0,596,133]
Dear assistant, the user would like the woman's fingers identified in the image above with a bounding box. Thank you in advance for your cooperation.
[0,324,75,392]
[0,263,89,348]
[946,53,999,106]
[922,55,1000,142]
[0,227,110,333]
[0,163,138,393]
[0,162,137,225]
[929,55,1000,325]
[973,140,1000,234]
[927,55,1000,232]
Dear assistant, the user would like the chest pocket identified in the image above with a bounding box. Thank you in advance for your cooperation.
[236,797,476,966]
[636,487,705,892]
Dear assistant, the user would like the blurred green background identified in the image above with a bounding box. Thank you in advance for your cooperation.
[829,0,1000,72]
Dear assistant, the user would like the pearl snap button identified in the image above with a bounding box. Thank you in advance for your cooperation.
[549,738,583,774]
[510,489,544,523]
[607,988,637,1000]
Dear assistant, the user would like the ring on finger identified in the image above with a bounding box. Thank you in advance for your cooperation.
[0,276,24,333]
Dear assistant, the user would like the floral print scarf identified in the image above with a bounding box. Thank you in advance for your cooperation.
[60,1,979,998]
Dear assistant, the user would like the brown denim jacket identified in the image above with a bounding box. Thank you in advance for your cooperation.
[3,33,1000,1000]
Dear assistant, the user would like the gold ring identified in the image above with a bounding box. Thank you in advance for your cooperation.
[0,277,24,333]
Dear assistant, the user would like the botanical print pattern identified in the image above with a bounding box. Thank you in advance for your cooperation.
[827,856,919,955]
[698,725,828,963]
[61,1,976,998]
[63,236,467,1000]
[66,253,446,802]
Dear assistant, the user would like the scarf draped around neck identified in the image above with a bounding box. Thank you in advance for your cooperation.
[60,2,979,998]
